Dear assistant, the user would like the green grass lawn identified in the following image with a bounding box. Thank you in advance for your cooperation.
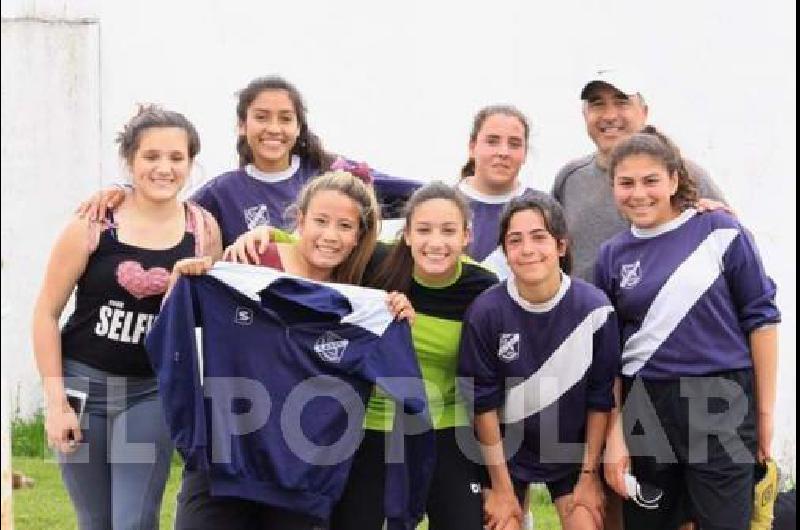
[12,455,560,529]
[12,412,559,529]
[12,456,183,530]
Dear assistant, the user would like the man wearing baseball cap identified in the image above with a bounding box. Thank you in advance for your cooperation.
[551,68,726,282]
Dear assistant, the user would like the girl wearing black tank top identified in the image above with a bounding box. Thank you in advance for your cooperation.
[32,105,221,530]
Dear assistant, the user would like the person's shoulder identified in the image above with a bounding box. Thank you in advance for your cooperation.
[467,282,508,314]
[683,158,710,180]
[683,158,727,202]
[460,257,500,288]
[554,154,596,181]
[694,208,740,231]
[568,276,613,307]
[599,227,632,253]
[593,230,631,274]
[296,157,323,178]
[195,168,246,193]
[61,213,97,239]
[58,213,110,256]
[552,154,596,195]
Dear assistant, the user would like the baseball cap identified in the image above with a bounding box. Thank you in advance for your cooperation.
[581,69,644,100]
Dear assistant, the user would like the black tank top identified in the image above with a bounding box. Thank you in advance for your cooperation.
[61,216,196,376]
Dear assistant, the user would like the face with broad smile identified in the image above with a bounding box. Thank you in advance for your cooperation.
[296,190,361,273]
[130,127,191,202]
[404,198,470,285]
[583,84,648,164]
[239,89,300,172]
[469,113,527,194]
[503,208,566,290]
[613,153,681,229]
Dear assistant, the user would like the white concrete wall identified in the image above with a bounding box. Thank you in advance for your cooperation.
[2,0,795,476]
[1,2,101,420]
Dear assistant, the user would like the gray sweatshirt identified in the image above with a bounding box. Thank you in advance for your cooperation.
[552,154,725,282]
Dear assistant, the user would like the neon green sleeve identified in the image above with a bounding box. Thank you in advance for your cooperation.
[271,228,297,243]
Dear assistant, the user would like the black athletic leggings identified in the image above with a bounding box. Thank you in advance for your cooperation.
[330,427,485,530]
[175,468,327,530]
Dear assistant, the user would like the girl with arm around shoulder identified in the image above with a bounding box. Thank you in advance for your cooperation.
[78,76,421,245]
[32,105,221,530]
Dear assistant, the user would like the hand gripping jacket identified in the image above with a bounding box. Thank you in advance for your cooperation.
[146,262,435,529]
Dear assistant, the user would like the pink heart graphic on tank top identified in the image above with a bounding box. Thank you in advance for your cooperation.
[116,261,171,300]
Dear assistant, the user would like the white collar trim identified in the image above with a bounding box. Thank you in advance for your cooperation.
[245,155,301,183]
[631,208,697,239]
[457,179,526,204]
[506,272,571,313]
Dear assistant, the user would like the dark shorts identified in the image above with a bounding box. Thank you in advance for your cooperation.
[621,369,757,530]
[175,468,327,530]
[330,427,484,530]
[512,468,581,507]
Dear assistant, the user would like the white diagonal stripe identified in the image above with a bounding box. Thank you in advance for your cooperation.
[502,305,614,423]
[621,228,739,376]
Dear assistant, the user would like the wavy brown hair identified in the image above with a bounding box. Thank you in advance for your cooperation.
[608,125,698,210]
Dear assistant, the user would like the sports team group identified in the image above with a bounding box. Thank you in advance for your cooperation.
[32,71,782,530]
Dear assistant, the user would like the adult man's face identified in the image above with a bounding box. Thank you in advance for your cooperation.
[582,83,648,164]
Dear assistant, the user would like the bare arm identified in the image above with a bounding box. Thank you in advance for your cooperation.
[750,325,778,463]
[222,225,274,264]
[474,410,523,530]
[32,217,93,451]
[582,410,609,472]
[604,377,630,498]
[203,210,224,262]
[571,410,609,525]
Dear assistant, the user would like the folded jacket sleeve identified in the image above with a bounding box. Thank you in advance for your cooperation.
[361,319,435,530]
[368,165,423,219]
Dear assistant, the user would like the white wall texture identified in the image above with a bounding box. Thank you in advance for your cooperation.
[2,0,795,477]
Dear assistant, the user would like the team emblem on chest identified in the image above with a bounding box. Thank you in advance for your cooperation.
[498,333,520,362]
[620,260,642,289]
[314,331,349,363]
[244,204,270,229]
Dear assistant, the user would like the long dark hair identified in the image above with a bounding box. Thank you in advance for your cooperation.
[607,125,698,210]
[498,191,573,274]
[370,182,472,293]
[460,104,530,179]
[235,76,334,171]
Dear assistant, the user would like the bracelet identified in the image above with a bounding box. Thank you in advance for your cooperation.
[580,468,598,474]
